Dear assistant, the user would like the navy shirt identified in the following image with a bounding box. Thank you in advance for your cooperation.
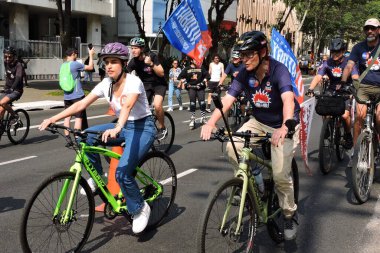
[349,40,380,86]
[228,57,300,128]
[317,57,359,90]
[224,62,245,82]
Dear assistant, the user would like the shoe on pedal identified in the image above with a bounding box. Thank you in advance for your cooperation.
[343,133,353,149]
[132,201,151,234]
[157,127,168,140]
[284,212,298,240]
[9,115,19,126]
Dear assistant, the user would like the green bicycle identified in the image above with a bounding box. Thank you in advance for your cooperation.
[197,96,299,252]
[20,124,177,253]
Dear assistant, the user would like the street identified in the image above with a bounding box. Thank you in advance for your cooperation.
[0,101,379,253]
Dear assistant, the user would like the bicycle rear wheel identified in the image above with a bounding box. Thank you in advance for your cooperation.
[7,109,30,144]
[319,118,334,174]
[197,177,257,253]
[137,151,177,229]
[152,112,175,153]
[20,172,95,253]
[352,132,375,203]
[335,117,346,161]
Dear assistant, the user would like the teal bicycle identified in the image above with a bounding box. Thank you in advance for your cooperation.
[20,124,177,253]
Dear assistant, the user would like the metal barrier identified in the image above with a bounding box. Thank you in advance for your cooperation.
[5,39,62,58]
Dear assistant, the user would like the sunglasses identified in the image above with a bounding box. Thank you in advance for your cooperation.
[239,51,258,60]
[364,26,378,32]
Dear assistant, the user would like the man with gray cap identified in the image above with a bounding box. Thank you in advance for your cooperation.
[341,18,380,149]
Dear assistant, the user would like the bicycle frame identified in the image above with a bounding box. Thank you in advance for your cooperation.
[54,143,162,224]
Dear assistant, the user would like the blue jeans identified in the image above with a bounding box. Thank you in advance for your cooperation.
[85,116,156,215]
[167,81,182,108]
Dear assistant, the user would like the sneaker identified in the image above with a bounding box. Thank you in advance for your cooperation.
[201,116,207,125]
[343,133,353,149]
[132,201,151,234]
[187,107,190,111]
[205,108,212,113]
[157,127,168,140]
[284,213,298,240]
[189,117,195,129]
[166,107,173,112]
[9,115,19,126]
[80,178,97,195]
[179,106,183,111]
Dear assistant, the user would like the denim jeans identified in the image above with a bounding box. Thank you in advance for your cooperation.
[167,81,182,108]
[85,116,156,215]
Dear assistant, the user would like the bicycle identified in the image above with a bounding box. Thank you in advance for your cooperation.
[314,88,351,174]
[349,86,379,203]
[0,103,30,144]
[197,96,299,252]
[20,124,177,252]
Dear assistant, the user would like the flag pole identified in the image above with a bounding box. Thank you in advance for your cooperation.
[150,25,163,51]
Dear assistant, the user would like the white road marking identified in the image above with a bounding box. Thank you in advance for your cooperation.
[160,168,198,185]
[0,156,38,166]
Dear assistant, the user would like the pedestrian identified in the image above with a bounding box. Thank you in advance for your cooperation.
[128,37,168,140]
[167,59,183,111]
[18,55,30,87]
[0,46,24,123]
[84,56,95,82]
[178,58,210,130]
[201,31,301,240]
[97,52,106,81]
[40,42,154,234]
[206,54,224,112]
[59,47,94,145]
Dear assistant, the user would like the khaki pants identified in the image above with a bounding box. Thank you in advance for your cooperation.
[226,117,300,218]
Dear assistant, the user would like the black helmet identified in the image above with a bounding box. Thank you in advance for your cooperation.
[234,31,268,51]
[130,37,145,47]
[330,38,346,51]
[3,46,16,55]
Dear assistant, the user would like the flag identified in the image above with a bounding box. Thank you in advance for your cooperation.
[270,28,304,104]
[162,0,212,65]
[270,28,314,173]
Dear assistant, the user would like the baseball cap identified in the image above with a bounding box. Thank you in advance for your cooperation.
[364,18,380,28]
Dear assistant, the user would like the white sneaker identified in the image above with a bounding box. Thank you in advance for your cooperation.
[132,201,151,234]
[80,178,97,195]
[179,106,183,111]
[166,107,173,112]
[189,117,195,129]
[187,107,190,111]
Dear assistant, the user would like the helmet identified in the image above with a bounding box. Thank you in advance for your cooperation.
[130,37,145,47]
[329,38,345,51]
[234,31,267,51]
[3,46,16,55]
[99,42,129,60]
[231,51,240,59]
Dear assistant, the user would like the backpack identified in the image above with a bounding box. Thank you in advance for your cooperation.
[59,62,76,92]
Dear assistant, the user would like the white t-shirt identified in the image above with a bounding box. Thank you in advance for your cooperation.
[209,62,223,82]
[91,74,151,120]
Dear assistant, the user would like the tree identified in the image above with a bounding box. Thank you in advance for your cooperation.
[124,0,148,44]
[159,0,181,55]
[56,0,72,56]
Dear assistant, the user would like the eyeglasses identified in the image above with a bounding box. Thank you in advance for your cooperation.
[4,55,13,59]
[364,26,378,32]
[239,52,258,60]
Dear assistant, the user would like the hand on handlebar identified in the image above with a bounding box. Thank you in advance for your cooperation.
[200,123,217,141]
[39,118,55,131]
[305,89,315,97]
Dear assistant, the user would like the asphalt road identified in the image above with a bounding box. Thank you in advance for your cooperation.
[0,100,379,253]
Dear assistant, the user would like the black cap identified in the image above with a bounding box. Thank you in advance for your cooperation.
[65,48,78,56]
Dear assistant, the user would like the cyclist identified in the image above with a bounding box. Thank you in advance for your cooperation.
[206,54,224,112]
[127,37,167,139]
[178,58,210,129]
[306,38,359,149]
[39,42,155,234]
[0,46,24,123]
[201,31,300,240]
[341,18,380,147]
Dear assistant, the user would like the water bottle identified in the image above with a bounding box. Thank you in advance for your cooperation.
[252,165,265,194]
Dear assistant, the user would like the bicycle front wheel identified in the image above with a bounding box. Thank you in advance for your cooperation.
[7,109,30,144]
[137,151,177,230]
[335,117,346,161]
[152,111,175,153]
[20,172,95,253]
[319,118,334,174]
[352,132,375,203]
[197,178,257,253]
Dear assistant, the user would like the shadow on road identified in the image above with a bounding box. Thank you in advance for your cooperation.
[0,196,26,213]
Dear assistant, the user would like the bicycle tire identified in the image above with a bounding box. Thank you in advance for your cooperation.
[20,171,95,253]
[351,132,375,204]
[267,158,299,243]
[7,109,30,144]
[335,117,346,161]
[197,177,257,253]
[151,111,175,153]
[137,151,177,229]
[319,118,334,174]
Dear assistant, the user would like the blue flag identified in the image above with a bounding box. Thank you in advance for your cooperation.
[162,0,212,65]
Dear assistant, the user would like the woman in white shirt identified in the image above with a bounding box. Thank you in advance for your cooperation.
[39,42,155,234]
